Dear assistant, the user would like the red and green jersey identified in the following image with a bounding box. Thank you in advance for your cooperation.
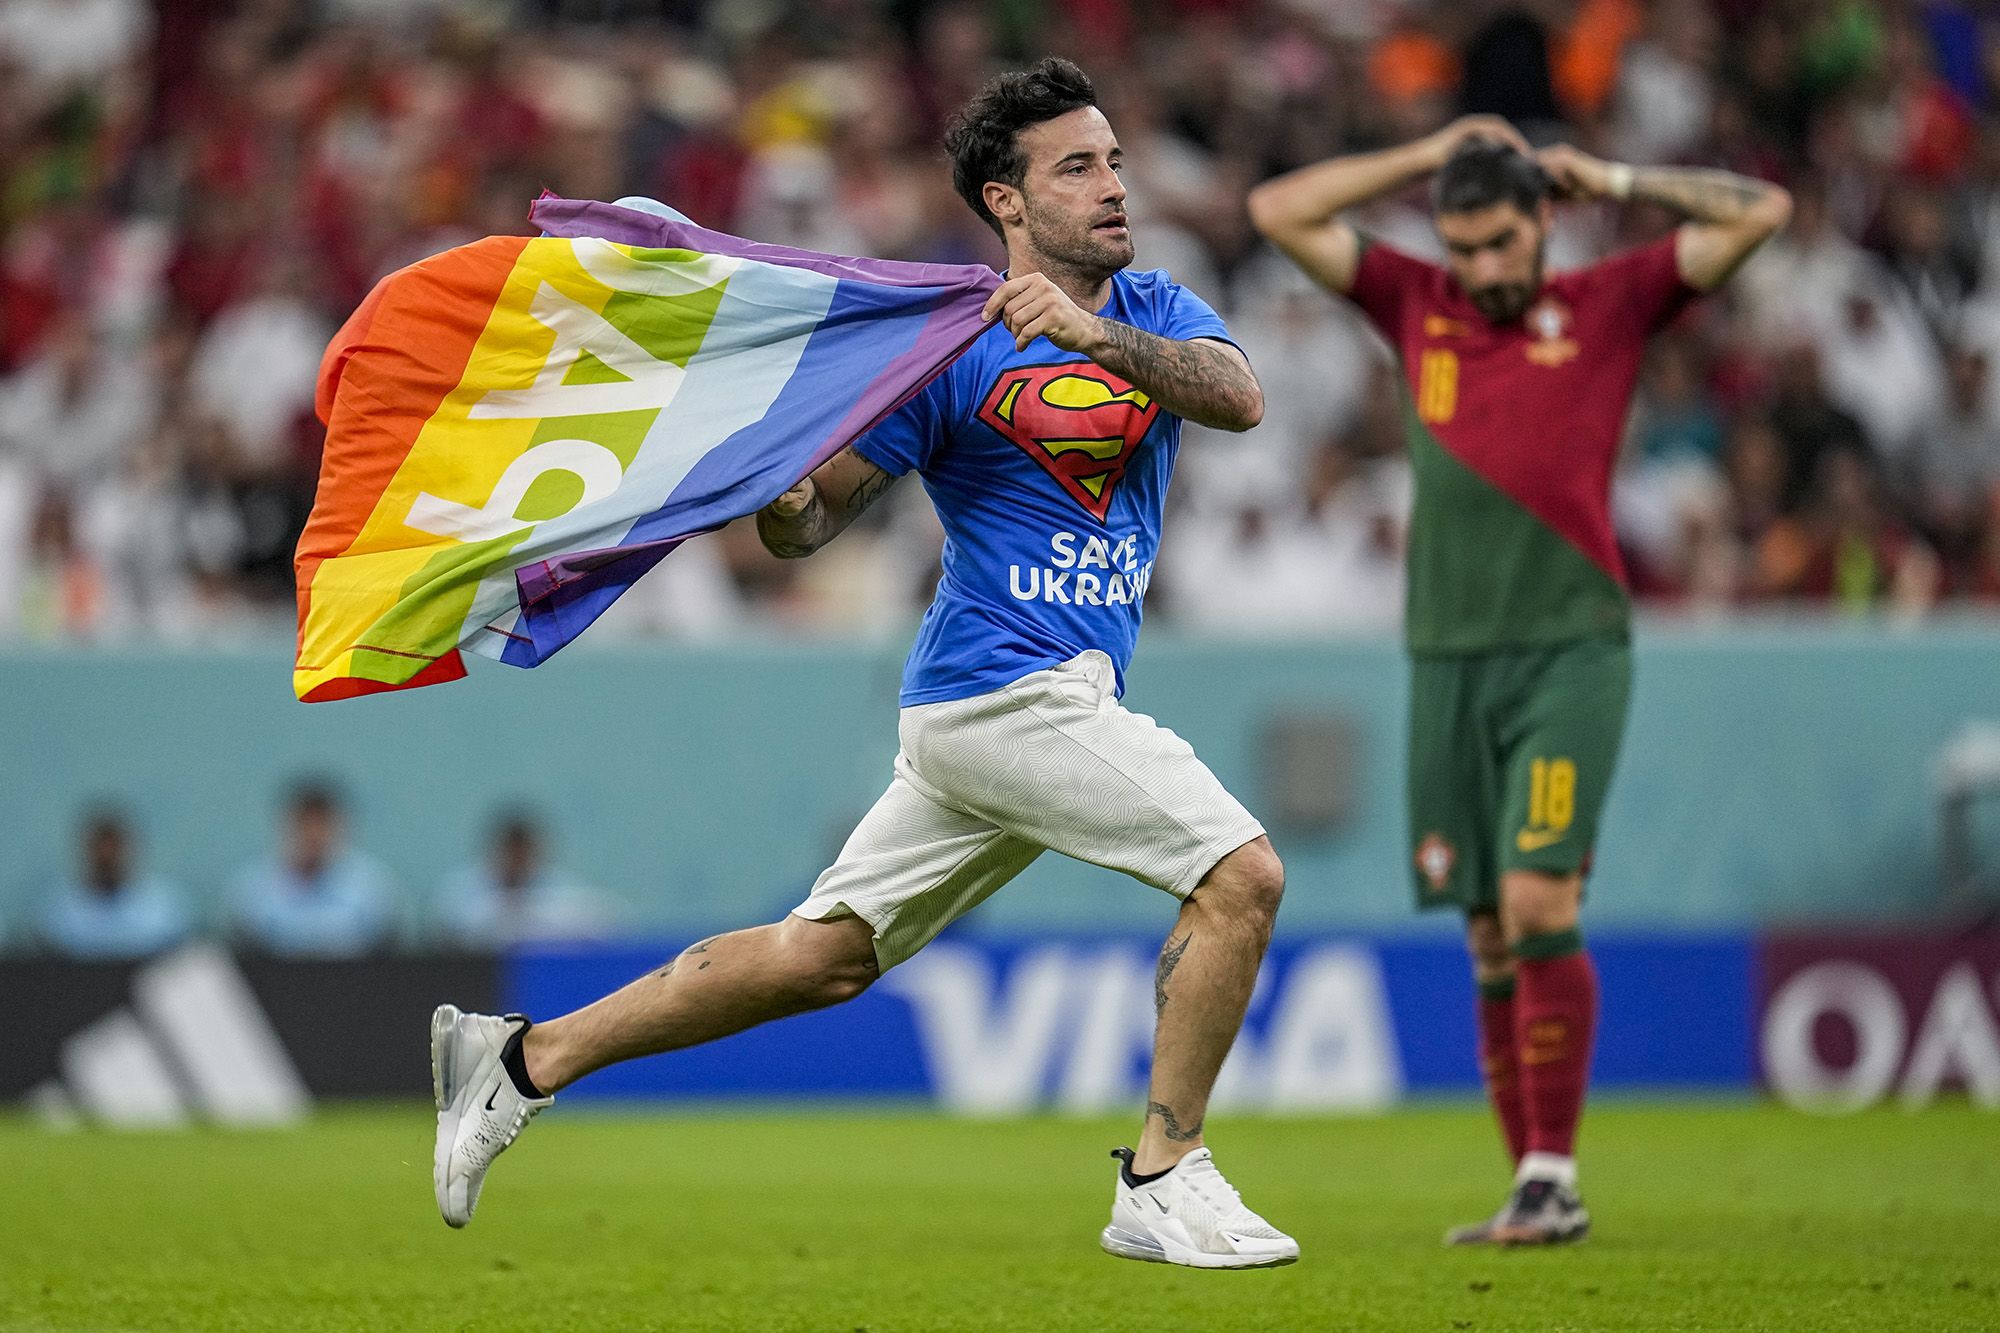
[1348,234,1699,654]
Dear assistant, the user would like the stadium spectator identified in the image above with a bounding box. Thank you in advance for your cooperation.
[1735,175,1875,348]
[0,314,160,494]
[230,778,395,957]
[1765,342,1873,514]
[1610,0,1716,167]
[436,808,616,948]
[186,258,332,476]
[33,804,194,959]
[1899,342,2000,579]
[1722,413,1794,585]
[1753,444,1942,612]
[1632,335,1726,468]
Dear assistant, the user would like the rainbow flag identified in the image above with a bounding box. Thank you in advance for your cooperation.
[294,196,998,702]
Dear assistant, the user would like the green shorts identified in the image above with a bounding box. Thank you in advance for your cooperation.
[1407,637,1631,914]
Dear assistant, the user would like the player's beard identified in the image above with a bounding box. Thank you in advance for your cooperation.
[1468,247,1546,324]
[1021,196,1134,288]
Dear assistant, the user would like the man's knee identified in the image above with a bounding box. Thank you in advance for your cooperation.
[777,913,881,1008]
[1499,871,1582,942]
[1465,911,1512,979]
[1194,836,1285,923]
[809,959,877,1007]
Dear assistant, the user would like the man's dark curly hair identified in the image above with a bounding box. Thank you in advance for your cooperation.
[1432,137,1551,217]
[945,57,1099,238]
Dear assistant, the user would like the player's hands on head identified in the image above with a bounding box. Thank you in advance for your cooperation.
[983,272,1100,354]
[1428,115,1531,167]
[1536,145,1613,201]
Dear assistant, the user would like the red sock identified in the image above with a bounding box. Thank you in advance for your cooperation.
[1513,932,1597,1159]
[1476,981,1527,1164]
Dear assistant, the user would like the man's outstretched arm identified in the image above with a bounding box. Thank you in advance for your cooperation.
[1537,146,1793,290]
[755,446,897,559]
[1246,115,1530,293]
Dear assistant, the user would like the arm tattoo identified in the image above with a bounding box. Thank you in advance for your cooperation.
[756,459,896,558]
[1087,320,1261,432]
[1630,168,1775,225]
[1146,1100,1204,1142]
[1155,932,1191,1015]
[846,467,896,516]
[756,489,830,559]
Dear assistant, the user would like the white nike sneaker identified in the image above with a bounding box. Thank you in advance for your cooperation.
[431,1004,553,1228]
[1100,1146,1300,1269]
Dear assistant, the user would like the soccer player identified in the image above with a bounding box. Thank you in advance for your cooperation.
[430,58,1299,1269]
[1249,119,1789,1244]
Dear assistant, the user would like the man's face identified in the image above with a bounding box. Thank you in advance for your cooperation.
[1436,201,1548,323]
[1001,106,1134,275]
[289,804,340,868]
[84,825,129,893]
[494,828,541,892]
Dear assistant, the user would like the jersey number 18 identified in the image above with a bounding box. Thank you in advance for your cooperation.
[1417,349,1458,424]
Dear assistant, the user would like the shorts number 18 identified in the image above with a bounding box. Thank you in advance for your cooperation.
[1528,757,1576,834]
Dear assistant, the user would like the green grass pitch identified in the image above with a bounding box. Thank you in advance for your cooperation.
[2,1102,1996,1331]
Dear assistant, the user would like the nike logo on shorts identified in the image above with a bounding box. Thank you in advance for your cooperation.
[1516,828,1565,853]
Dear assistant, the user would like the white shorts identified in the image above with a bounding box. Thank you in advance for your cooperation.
[794,650,1265,970]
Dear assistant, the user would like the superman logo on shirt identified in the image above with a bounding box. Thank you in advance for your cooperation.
[976,363,1159,521]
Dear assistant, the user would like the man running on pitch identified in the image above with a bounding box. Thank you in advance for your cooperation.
[1250,119,1788,1244]
[432,57,1298,1269]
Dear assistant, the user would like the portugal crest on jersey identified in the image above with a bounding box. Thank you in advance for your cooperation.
[976,363,1159,520]
[1525,296,1580,367]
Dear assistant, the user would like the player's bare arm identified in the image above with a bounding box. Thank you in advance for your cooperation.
[1246,115,1531,293]
[1536,145,1792,291]
[982,271,1263,431]
[755,446,897,559]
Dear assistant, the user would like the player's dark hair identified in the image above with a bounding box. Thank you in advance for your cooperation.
[945,57,1099,237]
[1433,137,1551,217]
[80,802,130,841]
[287,776,344,818]
[491,805,542,846]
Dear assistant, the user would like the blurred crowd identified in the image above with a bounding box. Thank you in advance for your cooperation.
[4,0,2000,641]
[12,779,618,957]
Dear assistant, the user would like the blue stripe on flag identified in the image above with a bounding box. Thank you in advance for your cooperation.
[507,277,958,662]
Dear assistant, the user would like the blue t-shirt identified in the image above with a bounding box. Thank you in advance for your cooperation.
[857,268,1234,705]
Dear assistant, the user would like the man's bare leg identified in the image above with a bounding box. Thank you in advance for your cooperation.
[522,912,880,1094]
[1132,836,1285,1175]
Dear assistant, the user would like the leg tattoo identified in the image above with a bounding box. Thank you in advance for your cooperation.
[1147,1100,1204,1142]
[1155,932,1192,1015]
[652,935,721,981]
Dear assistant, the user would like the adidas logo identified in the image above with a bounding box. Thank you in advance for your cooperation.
[27,944,311,1130]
